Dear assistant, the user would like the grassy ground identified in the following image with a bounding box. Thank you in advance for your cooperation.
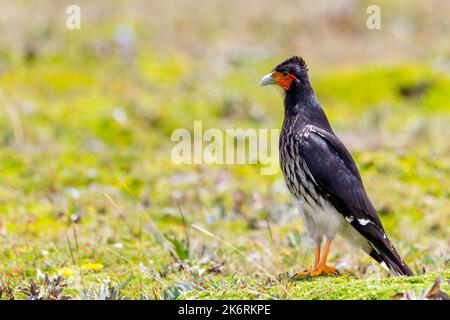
[0,1,449,299]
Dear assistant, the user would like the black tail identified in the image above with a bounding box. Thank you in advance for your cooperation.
[369,240,413,276]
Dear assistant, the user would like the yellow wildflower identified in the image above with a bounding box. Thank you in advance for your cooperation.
[59,267,75,278]
[81,262,104,272]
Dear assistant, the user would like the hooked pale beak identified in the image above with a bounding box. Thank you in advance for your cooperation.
[260,72,276,86]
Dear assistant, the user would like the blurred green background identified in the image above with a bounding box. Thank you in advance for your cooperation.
[0,0,448,299]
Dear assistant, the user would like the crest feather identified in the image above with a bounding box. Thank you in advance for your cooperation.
[276,56,308,71]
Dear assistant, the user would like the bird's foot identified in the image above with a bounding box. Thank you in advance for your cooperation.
[311,265,337,276]
[296,265,338,277]
[295,268,314,277]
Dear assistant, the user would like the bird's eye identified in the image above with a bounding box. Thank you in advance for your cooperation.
[282,71,289,76]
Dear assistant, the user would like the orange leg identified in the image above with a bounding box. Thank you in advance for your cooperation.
[310,240,337,276]
[297,240,337,277]
[314,245,321,267]
[296,244,321,276]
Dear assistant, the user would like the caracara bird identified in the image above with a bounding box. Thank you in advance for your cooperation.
[260,56,413,277]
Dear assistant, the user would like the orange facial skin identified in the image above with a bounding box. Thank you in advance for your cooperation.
[273,71,297,90]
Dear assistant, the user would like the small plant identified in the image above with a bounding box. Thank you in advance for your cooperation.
[0,280,15,300]
[162,281,204,300]
[98,281,121,300]
[17,273,69,300]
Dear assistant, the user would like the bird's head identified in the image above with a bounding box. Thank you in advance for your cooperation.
[260,56,309,91]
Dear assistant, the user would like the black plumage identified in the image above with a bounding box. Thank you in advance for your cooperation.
[261,56,413,276]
